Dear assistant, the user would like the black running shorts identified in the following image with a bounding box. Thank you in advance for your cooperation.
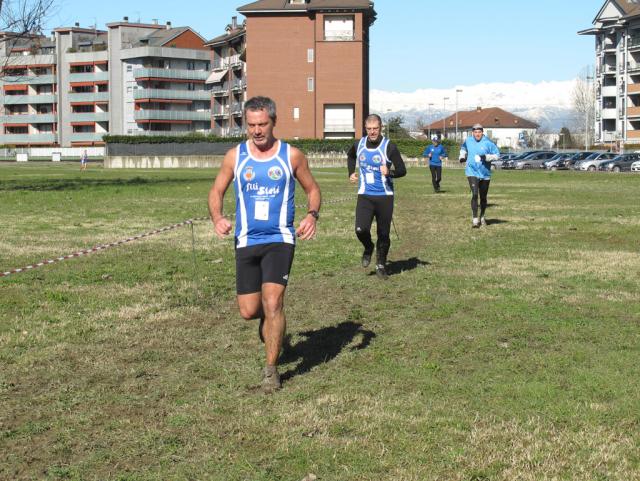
[235,242,295,295]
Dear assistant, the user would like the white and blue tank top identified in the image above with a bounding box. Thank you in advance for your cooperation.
[233,140,295,248]
[356,136,394,196]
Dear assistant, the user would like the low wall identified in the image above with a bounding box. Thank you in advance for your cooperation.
[104,154,451,169]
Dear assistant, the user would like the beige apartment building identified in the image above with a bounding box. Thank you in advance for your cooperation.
[580,0,640,144]
[238,0,376,139]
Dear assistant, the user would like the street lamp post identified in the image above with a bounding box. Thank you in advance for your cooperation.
[455,89,463,141]
[443,97,449,138]
[427,102,434,138]
[585,75,593,150]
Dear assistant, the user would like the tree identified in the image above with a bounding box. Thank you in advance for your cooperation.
[554,127,575,149]
[571,66,596,147]
[385,115,411,139]
[1,0,57,69]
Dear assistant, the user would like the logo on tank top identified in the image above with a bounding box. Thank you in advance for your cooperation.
[243,166,256,182]
[359,154,366,162]
[268,166,283,181]
[372,155,382,164]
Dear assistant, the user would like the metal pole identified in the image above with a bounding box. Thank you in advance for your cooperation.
[455,89,462,142]
[586,75,593,149]
[427,102,434,138]
[443,97,449,138]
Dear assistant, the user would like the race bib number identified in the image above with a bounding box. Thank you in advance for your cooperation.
[365,172,375,184]
[254,201,269,221]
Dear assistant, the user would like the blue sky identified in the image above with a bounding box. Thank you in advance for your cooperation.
[52,0,605,91]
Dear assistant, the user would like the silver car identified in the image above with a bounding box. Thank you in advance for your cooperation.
[578,152,618,171]
[514,151,556,169]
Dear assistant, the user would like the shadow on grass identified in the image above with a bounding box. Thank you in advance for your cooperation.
[365,257,429,277]
[0,176,207,192]
[485,219,509,225]
[279,321,375,383]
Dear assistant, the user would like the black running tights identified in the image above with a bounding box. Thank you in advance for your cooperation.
[467,176,490,218]
[355,194,394,265]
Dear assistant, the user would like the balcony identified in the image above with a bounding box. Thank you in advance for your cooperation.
[1,113,56,123]
[133,130,212,137]
[0,133,57,143]
[3,94,57,105]
[69,71,109,83]
[229,55,243,69]
[602,85,617,97]
[68,92,109,103]
[212,59,228,71]
[628,83,640,94]
[134,110,211,122]
[627,130,640,139]
[213,107,229,118]
[628,36,640,50]
[70,132,105,142]
[230,79,244,92]
[133,68,209,82]
[212,83,229,96]
[324,122,355,133]
[627,106,640,117]
[324,30,355,41]
[0,75,56,85]
[603,64,617,74]
[231,103,243,116]
[70,112,109,123]
[602,108,618,119]
[133,88,211,101]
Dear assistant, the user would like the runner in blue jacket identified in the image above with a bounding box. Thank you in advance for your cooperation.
[458,123,500,228]
[422,135,447,192]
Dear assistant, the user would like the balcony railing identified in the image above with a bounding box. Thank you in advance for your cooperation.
[2,94,57,105]
[70,112,109,123]
[133,88,211,101]
[0,74,56,85]
[1,113,56,123]
[70,132,105,142]
[324,30,355,41]
[324,122,355,132]
[627,106,640,117]
[69,71,109,83]
[68,92,109,103]
[628,36,640,48]
[134,110,211,122]
[213,107,229,117]
[212,83,229,95]
[0,133,57,143]
[133,68,209,82]
[134,129,212,137]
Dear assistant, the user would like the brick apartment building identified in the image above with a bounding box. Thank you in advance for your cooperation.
[238,0,376,139]
[580,0,640,144]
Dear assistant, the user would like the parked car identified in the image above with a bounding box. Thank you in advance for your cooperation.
[578,152,618,171]
[568,152,597,170]
[544,152,577,170]
[598,153,640,172]
[631,160,640,172]
[491,153,518,170]
[513,151,557,169]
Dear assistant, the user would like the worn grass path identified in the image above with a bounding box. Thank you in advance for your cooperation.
[1,162,640,480]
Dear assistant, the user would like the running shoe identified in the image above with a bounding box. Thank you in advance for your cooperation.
[261,366,281,393]
[375,264,389,280]
[361,250,373,268]
[472,218,480,228]
[480,217,487,226]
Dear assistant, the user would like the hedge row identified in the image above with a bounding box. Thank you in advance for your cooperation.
[104,135,459,158]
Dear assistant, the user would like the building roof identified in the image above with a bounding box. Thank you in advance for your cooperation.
[238,0,374,13]
[135,26,206,47]
[205,27,245,46]
[424,107,539,131]
[616,0,640,17]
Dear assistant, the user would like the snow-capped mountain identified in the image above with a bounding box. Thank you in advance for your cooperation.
[371,80,579,132]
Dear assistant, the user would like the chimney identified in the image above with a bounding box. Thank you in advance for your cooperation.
[166,21,172,29]
[232,16,237,29]
[123,16,128,22]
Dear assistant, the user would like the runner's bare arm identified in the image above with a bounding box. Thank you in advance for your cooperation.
[208,149,236,238]
[291,146,321,240]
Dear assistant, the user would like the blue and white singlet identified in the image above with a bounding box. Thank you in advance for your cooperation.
[233,140,295,248]
[356,136,394,196]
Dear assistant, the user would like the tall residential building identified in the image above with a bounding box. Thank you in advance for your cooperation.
[580,1,640,144]
[237,0,376,139]
[1,20,211,147]
[205,16,247,137]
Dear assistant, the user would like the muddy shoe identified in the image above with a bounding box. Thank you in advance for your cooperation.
[261,366,281,393]
[375,264,389,280]
[361,250,373,268]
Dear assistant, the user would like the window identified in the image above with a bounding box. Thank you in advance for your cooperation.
[307,77,314,92]
[307,48,314,63]
[187,82,195,91]
[187,61,195,70]
[324,15,354,41]
[126,64,133,72]
[293,107,300,120]
[324,104,355,136]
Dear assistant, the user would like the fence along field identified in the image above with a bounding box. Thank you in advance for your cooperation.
[1,163,640,481]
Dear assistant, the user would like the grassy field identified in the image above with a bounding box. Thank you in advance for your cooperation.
[1,162,640,481]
